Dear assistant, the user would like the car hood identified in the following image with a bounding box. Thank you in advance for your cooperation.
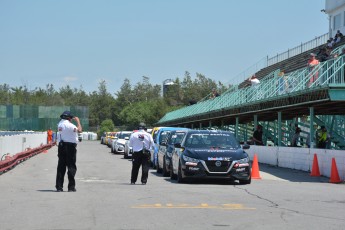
[184,148,247,161]
[117,139,127,145]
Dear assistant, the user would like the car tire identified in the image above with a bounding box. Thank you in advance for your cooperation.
[162,157,169,177]
[170,163,177,180]
[177,162,185,183]
[156,157,162,173]
[239,177,251,185]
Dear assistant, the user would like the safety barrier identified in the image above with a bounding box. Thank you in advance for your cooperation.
[246,146,345,181]
[0,143,55,174]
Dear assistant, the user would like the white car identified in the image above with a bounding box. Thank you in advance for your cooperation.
[124,139,132,159]
[112,131,132,154]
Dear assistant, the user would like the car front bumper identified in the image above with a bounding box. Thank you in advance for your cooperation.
[181,161,251,181]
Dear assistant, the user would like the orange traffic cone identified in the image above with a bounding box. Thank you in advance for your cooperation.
[329,158,342,184]
[251,154,261,179]
[310,154,321,177]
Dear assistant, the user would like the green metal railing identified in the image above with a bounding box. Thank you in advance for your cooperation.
[159,56,345,124]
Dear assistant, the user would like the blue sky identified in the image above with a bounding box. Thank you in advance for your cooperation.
[0,0,328,95]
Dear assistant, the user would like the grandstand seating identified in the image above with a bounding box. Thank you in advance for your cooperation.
[157,39,345,149]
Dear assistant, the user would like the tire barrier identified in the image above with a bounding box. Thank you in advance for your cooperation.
[0,142,55,175]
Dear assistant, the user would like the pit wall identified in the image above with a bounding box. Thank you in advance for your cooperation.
[0,132,47,157]
[246,146,345,181]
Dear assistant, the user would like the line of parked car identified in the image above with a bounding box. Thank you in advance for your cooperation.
[100,131,135,158]
[101,127,252,184]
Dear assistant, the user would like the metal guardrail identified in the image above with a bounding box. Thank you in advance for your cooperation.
[228,33,329,86]
[267,33,329,66]
[0,143,54,174]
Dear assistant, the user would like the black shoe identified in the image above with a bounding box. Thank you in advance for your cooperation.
[56,188,63,192]
[68,188,76,192]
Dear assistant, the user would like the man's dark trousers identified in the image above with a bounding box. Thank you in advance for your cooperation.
[131,151,150,184]
[56,142,77,190]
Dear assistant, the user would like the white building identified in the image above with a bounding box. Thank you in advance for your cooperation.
[326,0,345,37]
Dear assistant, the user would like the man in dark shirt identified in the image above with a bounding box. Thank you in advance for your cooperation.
[252,125,264,146]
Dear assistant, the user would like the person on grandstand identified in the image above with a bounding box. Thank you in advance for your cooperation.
[252,125,264,146]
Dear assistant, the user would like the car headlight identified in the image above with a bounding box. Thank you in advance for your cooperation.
[237,157,249,164]
[233,157,250,168]
[182,155,200,163]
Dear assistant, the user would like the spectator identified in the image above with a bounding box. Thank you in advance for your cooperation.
[247,75,261,100]
[327,38,334,48]
[307,53,320,87]
[291,127,301,147]
[334,34,342,44]
[277,70,289,95]
[335,30,343,40]
[252,125,264,146]
[316,47,330,62]
[209,88,220,99]
[248,75,260,87]
[47,128,53,144]
[317,126,330,149]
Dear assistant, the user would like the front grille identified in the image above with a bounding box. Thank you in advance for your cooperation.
[205,161,231,173]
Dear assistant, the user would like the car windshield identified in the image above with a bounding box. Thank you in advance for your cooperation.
[159,131,169,143]
[184,133,240,149]
[169,132,186,145]
[119,133,131,139]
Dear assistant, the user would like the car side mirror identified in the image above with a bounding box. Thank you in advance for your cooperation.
[160,141,167,146]
[242,143,250,149]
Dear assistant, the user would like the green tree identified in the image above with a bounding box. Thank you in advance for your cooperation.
[98,119,115,138]
[89,80,115,128]
[0,84,11,104]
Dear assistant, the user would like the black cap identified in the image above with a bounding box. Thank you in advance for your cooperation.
[60,111,74,119]
[138,122,146,130]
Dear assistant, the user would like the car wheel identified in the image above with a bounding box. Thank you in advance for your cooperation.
[156,159,162,173]
[123,152,127,159]
[239,177,251,185]
[162,157,169,177]
[170,163,177,180]
[177,162,185,183]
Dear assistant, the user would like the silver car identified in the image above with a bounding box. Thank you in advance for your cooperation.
[111,131,132,154]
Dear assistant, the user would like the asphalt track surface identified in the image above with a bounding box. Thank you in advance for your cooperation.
[0,141,344,230]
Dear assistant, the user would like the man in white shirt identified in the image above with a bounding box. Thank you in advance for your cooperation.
[129,123,154,185]
[55,111,82,192]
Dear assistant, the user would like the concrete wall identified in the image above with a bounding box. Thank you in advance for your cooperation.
[246,146,345,181]
[0,132,47,158]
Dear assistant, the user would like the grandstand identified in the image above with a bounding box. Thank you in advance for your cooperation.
[156,2,345,150]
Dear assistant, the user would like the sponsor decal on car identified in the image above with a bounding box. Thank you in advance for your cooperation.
[207,157,231,161]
